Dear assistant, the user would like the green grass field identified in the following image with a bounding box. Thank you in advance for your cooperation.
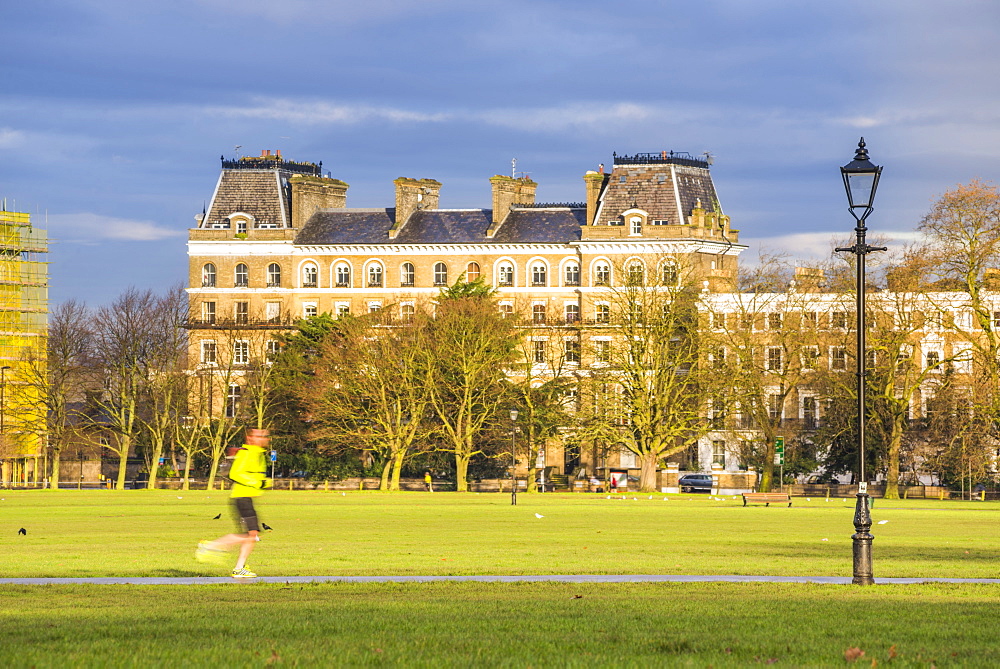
[1,490,998,667]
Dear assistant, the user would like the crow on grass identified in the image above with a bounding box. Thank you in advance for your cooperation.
[18,528,26,536]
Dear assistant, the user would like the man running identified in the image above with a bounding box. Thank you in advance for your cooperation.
[196,428,271,578]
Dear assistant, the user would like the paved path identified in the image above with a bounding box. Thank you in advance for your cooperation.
[2,575,998,585]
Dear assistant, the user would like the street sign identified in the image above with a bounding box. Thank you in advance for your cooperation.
[270,450,277,462]
[775,436,785,465]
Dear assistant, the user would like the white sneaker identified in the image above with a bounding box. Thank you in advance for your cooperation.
[231,567,257,578]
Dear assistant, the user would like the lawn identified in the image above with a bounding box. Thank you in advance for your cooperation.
[1,490,998,667]
[1,489,997,578]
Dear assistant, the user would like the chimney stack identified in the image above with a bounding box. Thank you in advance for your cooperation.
[290,175,349,228]
[489,175,537,225]
[390,178,441,238]
[583,171,605,226]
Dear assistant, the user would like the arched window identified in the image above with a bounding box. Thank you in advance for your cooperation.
[302,263,318,288]
[466,262,481,282]
[564,262,580,286]
[235,263,248,287]
[596,304,610,323]
[497,262,514,287]
[532,304,547,323]
[400,262,415,287]
[594,262,610,286]
[202,263,217,288]
[266,263,281,287]
[627,262,644,286]
[661,261,678,286]
[565,304,580,323]
[630,215,642,235]
[531,262,547,287]
[433,262,448,286]
[367,262,384,288]
[335,263,351,287]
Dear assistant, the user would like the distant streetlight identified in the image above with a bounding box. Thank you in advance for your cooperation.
[510,409,519,506]
[836,138,884,586]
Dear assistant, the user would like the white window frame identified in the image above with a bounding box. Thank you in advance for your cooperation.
[201,340,217,365]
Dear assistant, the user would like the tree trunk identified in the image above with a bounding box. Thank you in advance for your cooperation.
[758,437,775,492]
[115,438,130,490]
[207,454,220,490]
[148,439,165,489]
[454,453,470,492]
[182,456,192,491]
[379,459,391,491]
[883,426,903,500]
[51,452,61,490]
[639,451,659,492]
[389,449,406,491]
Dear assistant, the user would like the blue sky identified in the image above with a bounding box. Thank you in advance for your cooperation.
[3,0,999,305]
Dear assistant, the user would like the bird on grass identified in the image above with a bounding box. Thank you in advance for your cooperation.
[18,528,26,536]
[261,522,274,531]
[212,513,221,519]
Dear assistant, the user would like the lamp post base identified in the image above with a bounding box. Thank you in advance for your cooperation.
[851,492,874,585]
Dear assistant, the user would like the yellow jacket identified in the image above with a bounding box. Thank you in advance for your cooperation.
[228,443,270,498]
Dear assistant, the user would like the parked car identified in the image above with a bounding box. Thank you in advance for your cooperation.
[678,473,713,493]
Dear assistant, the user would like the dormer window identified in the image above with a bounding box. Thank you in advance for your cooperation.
[631,216,642,235]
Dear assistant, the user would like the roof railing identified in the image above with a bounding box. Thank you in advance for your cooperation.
[220,156,322,176]
[613,151,709,169]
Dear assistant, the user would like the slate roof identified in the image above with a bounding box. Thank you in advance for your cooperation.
[204,169,292,229]
[295,208,585,245]
[598,162,720,224]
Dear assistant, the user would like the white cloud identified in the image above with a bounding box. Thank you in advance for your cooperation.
[205,99,452,125]
[46,213,182,242]
[739,230,922,263]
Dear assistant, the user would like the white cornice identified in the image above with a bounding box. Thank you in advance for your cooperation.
[189,239,746,257]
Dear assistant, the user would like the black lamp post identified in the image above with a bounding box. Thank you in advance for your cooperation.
[510,408,519,506]
[836,138,885,586]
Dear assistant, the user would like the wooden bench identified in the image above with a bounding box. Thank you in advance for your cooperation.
[742,492,792,507]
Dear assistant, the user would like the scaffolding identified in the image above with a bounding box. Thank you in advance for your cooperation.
[0,208,48,483]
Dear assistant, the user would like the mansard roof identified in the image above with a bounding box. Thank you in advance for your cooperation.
[204,169,292,229]
[294,208,585,246]
[599,152,721,224]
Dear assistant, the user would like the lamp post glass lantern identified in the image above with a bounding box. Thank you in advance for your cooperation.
[509,409,519,505]
[836,137,884,586]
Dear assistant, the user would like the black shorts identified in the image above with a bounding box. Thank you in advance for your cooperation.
[232,497,259,533]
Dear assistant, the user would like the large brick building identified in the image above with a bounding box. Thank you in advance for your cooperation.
[185,149,746,479]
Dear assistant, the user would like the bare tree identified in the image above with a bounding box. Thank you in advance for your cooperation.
[12,300,94,487]
[302,309,431,491]
[423,281,520,491]
[137,287,188,488]
[708,256,828,491]
[596,256,715,492]
[90,288,163,489]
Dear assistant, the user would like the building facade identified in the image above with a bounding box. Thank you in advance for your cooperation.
[186,149,745,478]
